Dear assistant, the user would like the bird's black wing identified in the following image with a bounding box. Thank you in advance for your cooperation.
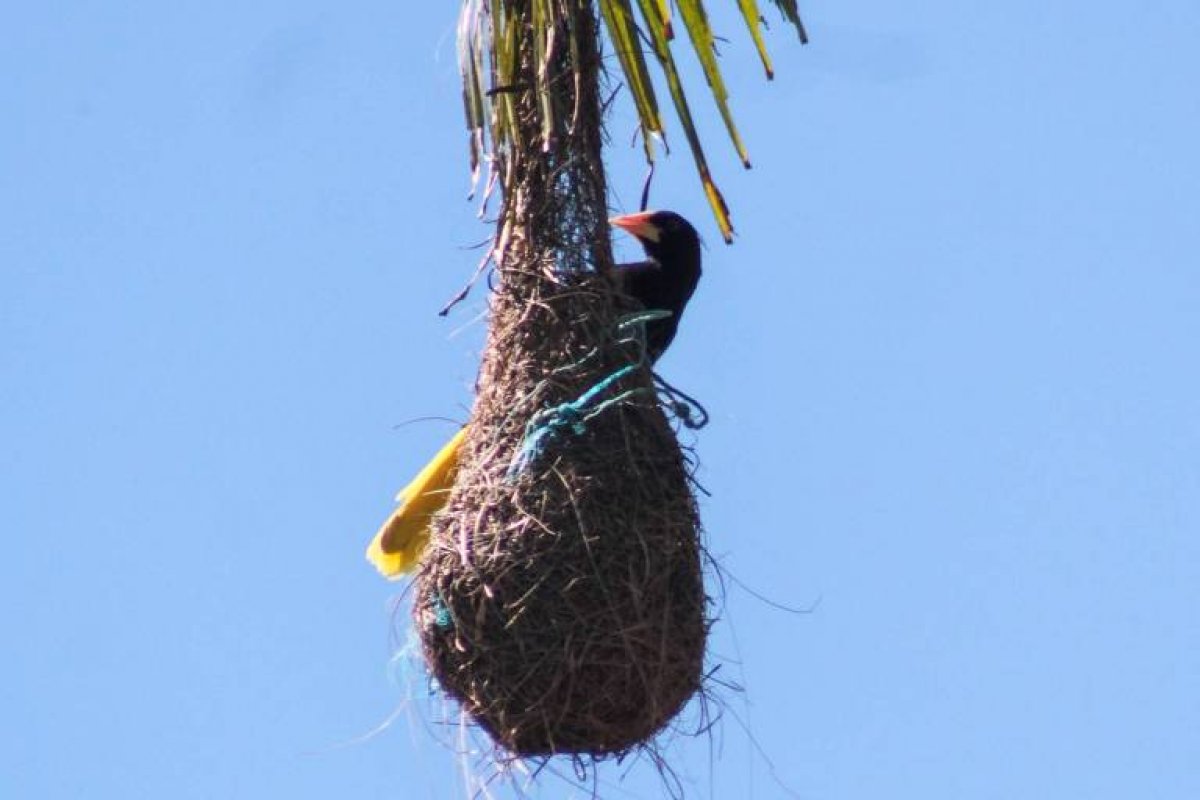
[609,260,681,363]
[609,259,660,287]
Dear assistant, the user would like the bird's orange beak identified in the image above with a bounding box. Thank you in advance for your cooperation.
[610,211,661,243]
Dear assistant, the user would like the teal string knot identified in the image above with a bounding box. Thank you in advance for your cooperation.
[505,363,649,481]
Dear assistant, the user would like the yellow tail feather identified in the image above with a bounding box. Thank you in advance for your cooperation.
[366,426,467,578]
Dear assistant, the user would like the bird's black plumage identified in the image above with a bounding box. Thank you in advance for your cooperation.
[609,210,702,363]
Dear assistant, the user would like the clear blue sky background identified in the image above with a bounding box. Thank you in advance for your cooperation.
[4,2,1197,798]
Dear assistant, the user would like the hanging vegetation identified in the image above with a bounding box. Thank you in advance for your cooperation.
[460,0,807,240]
[381,0,805,762]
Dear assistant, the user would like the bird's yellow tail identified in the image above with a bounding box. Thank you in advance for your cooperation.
[366,426,467,578]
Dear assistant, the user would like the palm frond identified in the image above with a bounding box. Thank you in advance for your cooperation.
[598,0,663,161]
[635,0,732,241]
[735,0,775,78]
[458,0,488,194]
[767,0,809,43]
[456,0,807,240]
[675,0,751,168]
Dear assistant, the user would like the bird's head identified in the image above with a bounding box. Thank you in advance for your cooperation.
[609,210,701,269]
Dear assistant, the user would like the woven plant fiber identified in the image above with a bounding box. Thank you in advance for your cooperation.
[414,0,707,758]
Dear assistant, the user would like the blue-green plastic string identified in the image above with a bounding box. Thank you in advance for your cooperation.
[505,363,651,480]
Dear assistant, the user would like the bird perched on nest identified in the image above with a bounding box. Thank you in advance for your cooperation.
[367,210,702,578]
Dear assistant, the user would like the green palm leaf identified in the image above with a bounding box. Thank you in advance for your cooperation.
[767,0,809,43]
[736,0,775,78]
[635,0,733,241]
[675,0,751,167]
[456,0,807,239]
[598,0,663,160]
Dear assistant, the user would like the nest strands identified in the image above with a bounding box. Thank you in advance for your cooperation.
[414,1,708,758]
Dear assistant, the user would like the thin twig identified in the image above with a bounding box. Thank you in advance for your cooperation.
[440,245,497,317]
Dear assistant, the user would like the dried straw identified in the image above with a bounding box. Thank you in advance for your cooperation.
[414,1,707,758]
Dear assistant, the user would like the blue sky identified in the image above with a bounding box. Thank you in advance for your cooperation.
[3,2,1198,798]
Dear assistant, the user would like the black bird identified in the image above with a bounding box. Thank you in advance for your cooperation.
[609,210,703,363]
[368,210,704,577]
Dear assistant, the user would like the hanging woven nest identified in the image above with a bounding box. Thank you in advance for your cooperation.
[413,267,707,756]
[411,2,707,758]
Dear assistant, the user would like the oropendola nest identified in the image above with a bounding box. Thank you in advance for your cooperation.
[413,235,708,757]
[411,2,708,761]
